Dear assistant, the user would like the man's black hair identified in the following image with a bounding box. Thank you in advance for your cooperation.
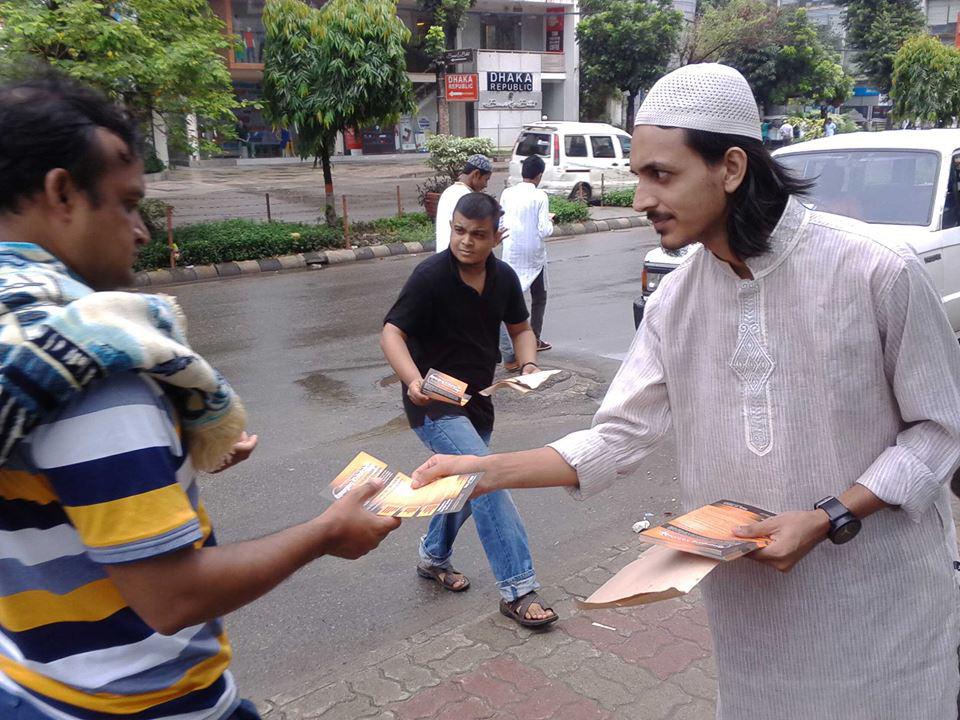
[681,129,814,260]
[453,192,500,229]
[463,161,492,176]
[521,155,545,180]
[0,73,139,213]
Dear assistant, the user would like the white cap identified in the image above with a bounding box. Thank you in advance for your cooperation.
[634,63,762,141]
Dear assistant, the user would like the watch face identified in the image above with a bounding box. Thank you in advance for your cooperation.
[832,518,862,545]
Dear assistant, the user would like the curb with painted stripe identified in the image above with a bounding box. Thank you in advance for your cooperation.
[133,215,650,288]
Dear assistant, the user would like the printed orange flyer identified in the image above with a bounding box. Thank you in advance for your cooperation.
[329,452,481,518]
[639,500,774,561]
[422,369,471,407]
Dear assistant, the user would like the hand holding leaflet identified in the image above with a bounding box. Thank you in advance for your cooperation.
[330,452,481,518]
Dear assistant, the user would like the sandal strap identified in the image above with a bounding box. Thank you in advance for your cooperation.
[510,591,548,617]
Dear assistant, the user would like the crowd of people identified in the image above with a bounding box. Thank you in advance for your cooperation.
[0,62,958,720]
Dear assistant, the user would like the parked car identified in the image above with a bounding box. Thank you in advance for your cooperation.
[633,129,960,336]
[508,122,634,202]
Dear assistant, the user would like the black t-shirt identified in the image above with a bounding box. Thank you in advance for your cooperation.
[384,249,529,434]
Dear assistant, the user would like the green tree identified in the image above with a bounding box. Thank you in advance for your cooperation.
[692,0,852,110]
[262,0,414,224]
[417,0,474,134]
[838,0,927,92]
[0,0,239,156]
[577,0,684,127]
[891,34,960,126]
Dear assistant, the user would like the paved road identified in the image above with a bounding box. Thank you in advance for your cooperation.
[158,225,672,702]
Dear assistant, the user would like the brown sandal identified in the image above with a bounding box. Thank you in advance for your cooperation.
[417,563,470,592]
[500,591,558,628]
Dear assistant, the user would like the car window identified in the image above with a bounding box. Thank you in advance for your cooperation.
[565,135,588,157]
[515,132,551,158]
[777,149,940,226]
[590,136,616,159]
[943,153,960,230]
[618,135,631,157]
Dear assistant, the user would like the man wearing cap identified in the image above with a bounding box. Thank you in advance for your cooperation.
[435,154,493,253]
[411,63,960,718]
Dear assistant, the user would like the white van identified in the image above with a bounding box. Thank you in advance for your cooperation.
[508,122,634,201]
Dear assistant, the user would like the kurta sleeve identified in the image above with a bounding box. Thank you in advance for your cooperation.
[548,293,672,499]
[537,192,554,240]
[856,254,960,521]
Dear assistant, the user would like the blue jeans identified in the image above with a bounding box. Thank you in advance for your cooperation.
[0,687,47,720]
[0,686,261,720]
[413,414,538,602]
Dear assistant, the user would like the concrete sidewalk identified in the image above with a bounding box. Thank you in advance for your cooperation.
[258,541,716,720]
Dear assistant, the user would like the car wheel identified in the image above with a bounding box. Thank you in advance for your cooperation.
[570,183,592,203]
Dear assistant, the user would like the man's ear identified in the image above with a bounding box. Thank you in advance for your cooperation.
[43,168,78,221]
[722,147,748,194]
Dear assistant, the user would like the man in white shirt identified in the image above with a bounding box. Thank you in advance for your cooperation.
[498,155,554,367]
[412,64,960,720]
[824,119,837,137]
[778,120,793,143]
[435,154,493,252]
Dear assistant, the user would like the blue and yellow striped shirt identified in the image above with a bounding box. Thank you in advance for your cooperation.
[0,372,237,719]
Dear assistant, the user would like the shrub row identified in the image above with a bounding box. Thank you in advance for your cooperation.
[548,195,590,225]
[135,213,438,272]
[601,188,635,207]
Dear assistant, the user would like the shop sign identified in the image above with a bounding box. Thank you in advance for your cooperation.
[487,72,534,93]
[443,48,476,65]
[546,8,564,53]
[446,73,479,102]
[478,91,542,111]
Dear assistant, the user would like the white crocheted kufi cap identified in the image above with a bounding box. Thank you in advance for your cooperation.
[634,63,762,141]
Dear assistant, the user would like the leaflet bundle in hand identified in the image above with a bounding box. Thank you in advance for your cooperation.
[329,452,481,518]
[422,369,471,406]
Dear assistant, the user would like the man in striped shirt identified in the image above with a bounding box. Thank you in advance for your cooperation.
[0,76,400,720]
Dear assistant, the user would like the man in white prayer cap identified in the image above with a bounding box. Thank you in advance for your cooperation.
[411,63,960,719]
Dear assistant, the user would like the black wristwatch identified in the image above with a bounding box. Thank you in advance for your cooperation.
[814,496,861,545]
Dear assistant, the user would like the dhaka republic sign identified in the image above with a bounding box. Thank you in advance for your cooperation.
[486,72,534,93]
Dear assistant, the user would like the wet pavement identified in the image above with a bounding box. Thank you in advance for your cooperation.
[157,225,685,704]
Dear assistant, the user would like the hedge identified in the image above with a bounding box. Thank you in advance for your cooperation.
[134,214,437,272]
[548,196,590,225]
[601,188,635,207]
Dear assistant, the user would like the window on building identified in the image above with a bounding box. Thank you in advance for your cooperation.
[480,13,521,50]
[590,136,616,158]
[565,135,588,157]
[232,0,266,64]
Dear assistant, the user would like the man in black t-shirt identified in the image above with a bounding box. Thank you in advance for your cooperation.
[381,192,558,627]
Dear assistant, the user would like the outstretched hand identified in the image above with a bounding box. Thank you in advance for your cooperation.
[210,431,259,473]
[733,510,830,573]
[412,453,492,497]
[319,481,401,560]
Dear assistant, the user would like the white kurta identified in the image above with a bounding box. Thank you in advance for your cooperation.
[435,182,472,253]
[499,182,554,291]
[551,198,960,719]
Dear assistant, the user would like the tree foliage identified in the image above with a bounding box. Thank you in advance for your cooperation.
[577,0,684,127]
[262,0,413,223]
[691,0,853,109]
[0,0,238,155]
[891,34,960,126]
[838,0,926,92]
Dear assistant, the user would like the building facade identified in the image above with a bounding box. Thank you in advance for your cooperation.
[205,0,580,158]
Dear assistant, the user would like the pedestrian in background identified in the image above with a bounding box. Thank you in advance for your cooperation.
[382,192,558,629]
[434,154,492,253]
[824,118,837,137]
[0,74,399,720]
[498,154,555,370]
[413,63,960,719]
[778,119,793,144]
